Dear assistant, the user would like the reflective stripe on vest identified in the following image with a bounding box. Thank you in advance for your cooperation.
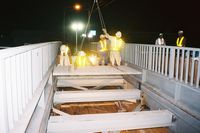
[176,37,184,47]
[99,40,107,51]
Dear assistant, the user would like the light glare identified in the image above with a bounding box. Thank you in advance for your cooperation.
[71,22,84,31]
[74,4,81,11]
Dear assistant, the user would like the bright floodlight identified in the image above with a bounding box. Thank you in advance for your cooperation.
[71,22,85,53]
[71,22,84,31]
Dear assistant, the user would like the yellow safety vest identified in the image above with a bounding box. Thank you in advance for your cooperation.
[112,37,123,51]
[75,51,87,67]
[99,40,107,52]
[176,37,184,47]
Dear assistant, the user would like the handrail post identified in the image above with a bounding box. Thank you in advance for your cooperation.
[169,48,175,79]
[148,46,152,70]
[0,60,9,133]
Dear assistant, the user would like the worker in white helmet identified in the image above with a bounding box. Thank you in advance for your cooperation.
[103,29,125,66]
[155,33,166,46]
[59,44,70,66]
[97,34,109,65]
[176,30,186,47]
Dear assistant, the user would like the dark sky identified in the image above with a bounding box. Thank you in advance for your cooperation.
[0,0,199,47]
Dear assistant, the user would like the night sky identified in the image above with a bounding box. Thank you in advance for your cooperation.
[0,0,199,48]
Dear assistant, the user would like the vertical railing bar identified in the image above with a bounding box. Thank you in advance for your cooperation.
[158,47,162,73]
[20,54,26,109]
[169,48,175,79]
[152,46,155,71]
[180,49,184,82]
[142,45,144,68]
[126,44,129,62]
[155,47,158,72]
[141,45,143,67]
[135,44,137,65]
[148,46,152,70]
[140,45,143,67]
[16,55,22,115]
[190,51,195,86]
[0,60,9,133]
[139,45,141,66]
[143,46,145,68]
[129,44,131,63]
[27,51,32,100]
[145,46,148,69]
[165,48,169,76]
[185,50,190,83]
[126,44,128,63]
[136,45,138,66]
[196,51,200,88]
[5,58,14,129]
[161,47,165,75]
[24,53,28,105]
[134,45,137,65]
[176,49,180,80]
[138,45,141,66]
[11,56,19,122]
[132,44,134,64]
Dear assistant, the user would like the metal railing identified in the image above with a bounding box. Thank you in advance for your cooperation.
[122,44,200,88]
[0,41,60,133]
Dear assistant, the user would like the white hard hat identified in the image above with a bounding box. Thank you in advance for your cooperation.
[178,30,183,34]
[115,31,122,38]
[159,33,163,36]
[60,45,66,52]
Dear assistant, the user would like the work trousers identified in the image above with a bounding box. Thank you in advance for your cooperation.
[110,51,121,66]
[60,55,70,66]
[99,51,109,65]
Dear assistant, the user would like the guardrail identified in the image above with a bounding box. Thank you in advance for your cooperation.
[0,41,60,132]
[122,44,200,88]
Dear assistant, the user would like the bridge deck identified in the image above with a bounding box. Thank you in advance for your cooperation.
[53,65,142,76]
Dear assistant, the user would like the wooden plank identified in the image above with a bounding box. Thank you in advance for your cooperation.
[47,110,173,133]
[53,66,141,76]
[54,89,141,104]
[52,108,71,117]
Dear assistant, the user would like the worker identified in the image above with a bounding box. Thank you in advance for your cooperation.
[97,34,109,65]
[103,29,125,66]
[155,33,166,45]
[176,30,186,47]
[59,45,70,66]
[75,51,87,67]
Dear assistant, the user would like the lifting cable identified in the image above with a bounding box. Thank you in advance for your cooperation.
[80,0,107,51]
[96,0,106,30]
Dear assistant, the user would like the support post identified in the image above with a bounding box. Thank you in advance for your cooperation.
[169,48,175,79]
